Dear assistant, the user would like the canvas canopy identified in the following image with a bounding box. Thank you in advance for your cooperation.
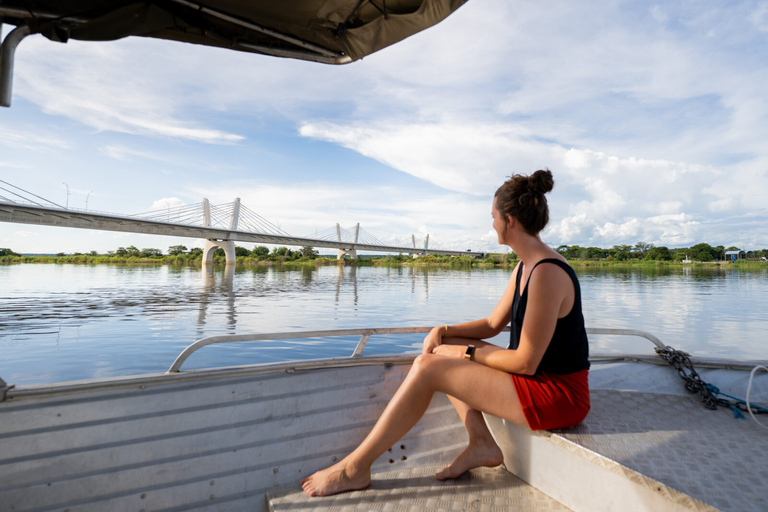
[0,0,467,63]
[0,0,467,105]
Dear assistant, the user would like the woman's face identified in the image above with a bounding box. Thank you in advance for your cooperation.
[492,198,509,245]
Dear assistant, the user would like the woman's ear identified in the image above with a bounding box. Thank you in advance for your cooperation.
[505,214,515,228]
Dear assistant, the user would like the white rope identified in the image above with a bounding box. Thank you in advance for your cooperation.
[746,365,768,431]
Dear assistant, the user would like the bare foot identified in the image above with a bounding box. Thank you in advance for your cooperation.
[435,442,503,480]
[301,460,371,497]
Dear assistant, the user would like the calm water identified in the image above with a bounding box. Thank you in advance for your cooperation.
[1,263,766,385]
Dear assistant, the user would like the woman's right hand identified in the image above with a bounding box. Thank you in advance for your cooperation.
[422,326,443,354]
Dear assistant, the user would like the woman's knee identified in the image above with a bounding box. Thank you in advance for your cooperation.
[411,353,442,377]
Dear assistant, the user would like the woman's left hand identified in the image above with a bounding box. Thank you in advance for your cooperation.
[431,344,468,359]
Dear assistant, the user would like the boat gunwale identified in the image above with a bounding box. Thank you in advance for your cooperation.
[3,326,766,402]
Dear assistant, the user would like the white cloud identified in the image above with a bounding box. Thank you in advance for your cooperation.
[149,198,186,211]
[15,38,244,144]
[300,120,561,196]
[0,125,69,151]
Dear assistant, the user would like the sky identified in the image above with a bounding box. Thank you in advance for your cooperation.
[1,0,768,255]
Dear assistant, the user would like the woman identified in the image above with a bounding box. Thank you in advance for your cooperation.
[301,169,590,497]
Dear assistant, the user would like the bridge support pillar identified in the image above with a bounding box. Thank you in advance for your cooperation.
[337,249,357,260]
[202,239,236,266]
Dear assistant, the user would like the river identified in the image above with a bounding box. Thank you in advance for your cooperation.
[1,263,766,386]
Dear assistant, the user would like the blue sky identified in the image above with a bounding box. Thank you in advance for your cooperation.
[1,0,767,254]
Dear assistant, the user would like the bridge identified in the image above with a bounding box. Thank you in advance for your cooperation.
[0,181,483,265]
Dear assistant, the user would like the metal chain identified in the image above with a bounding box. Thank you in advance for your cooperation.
[655,346,767,415]
[655,346,718,409]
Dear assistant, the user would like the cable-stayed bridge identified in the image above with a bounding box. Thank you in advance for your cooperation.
[0,181,483,264]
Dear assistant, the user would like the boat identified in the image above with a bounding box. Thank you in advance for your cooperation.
[1,327,766,512]
[3,3,767,511]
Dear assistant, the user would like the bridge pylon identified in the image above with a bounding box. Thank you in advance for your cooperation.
[201,198,240,266]
[337,223,359,260]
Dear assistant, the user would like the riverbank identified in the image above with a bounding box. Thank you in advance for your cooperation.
[2,253,767,269]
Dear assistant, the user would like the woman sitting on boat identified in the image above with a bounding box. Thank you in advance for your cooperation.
[301,169,590,497]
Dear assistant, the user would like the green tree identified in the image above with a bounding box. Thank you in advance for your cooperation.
[503,251,519,264]
[300,246,319,259]
[556,245,581,260]
[633,242,654,259]
[252,246,269,257]
[235,245,251,257]
[139,248,163,258]
[125,245,141,257]
[189,248,203,257]
[272,247,289,257]
[168,245,187,255]
[690,243,717,262]
[610,245,632,261]
[0,248,20,257]
[646,246,672,261]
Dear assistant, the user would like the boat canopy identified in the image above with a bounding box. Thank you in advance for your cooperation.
[0,0,468,106]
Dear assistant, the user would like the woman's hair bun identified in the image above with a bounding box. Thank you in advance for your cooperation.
[529,169,554,195]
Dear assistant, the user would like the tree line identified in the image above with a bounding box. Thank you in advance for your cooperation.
[2,242,767,264]
[555,242,768,262]
[0,245,320,262]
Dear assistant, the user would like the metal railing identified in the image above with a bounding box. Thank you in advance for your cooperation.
[167,326,666,373]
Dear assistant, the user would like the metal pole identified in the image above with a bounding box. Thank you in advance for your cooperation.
[1,24,33,107]
[85,191,93,210]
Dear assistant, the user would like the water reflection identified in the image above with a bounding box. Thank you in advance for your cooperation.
[197,265,236,332]
[335,264,358,305]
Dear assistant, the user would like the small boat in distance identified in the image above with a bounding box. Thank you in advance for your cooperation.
[1,327,766,512]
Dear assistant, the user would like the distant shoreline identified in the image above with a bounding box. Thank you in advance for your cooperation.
[2,254,766,269]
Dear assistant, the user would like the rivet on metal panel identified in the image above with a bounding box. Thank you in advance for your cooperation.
[332,456,337,461]
[273,467,279,474]
[209,494,215,500]
[141,493,147,499]
[210,480,215,485]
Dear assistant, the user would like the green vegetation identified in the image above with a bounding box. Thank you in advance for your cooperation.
[1,242,766,268]
[556,242,768,265]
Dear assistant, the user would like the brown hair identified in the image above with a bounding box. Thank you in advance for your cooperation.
[494,169,554,236]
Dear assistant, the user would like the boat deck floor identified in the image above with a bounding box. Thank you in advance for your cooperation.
[554,389,768,512]
[268,389,767,512]
[267,464,571,511]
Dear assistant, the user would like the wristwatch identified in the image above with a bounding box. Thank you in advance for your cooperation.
[464,345,476,361]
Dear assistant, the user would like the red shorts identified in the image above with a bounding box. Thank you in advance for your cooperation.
[511,369,590,431]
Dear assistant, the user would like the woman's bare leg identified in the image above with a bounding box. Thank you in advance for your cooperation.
[436,338,508,479]
[436,397,504,479]
[300,353,527,496]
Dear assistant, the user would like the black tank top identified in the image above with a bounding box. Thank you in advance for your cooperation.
[508,258,590,375]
